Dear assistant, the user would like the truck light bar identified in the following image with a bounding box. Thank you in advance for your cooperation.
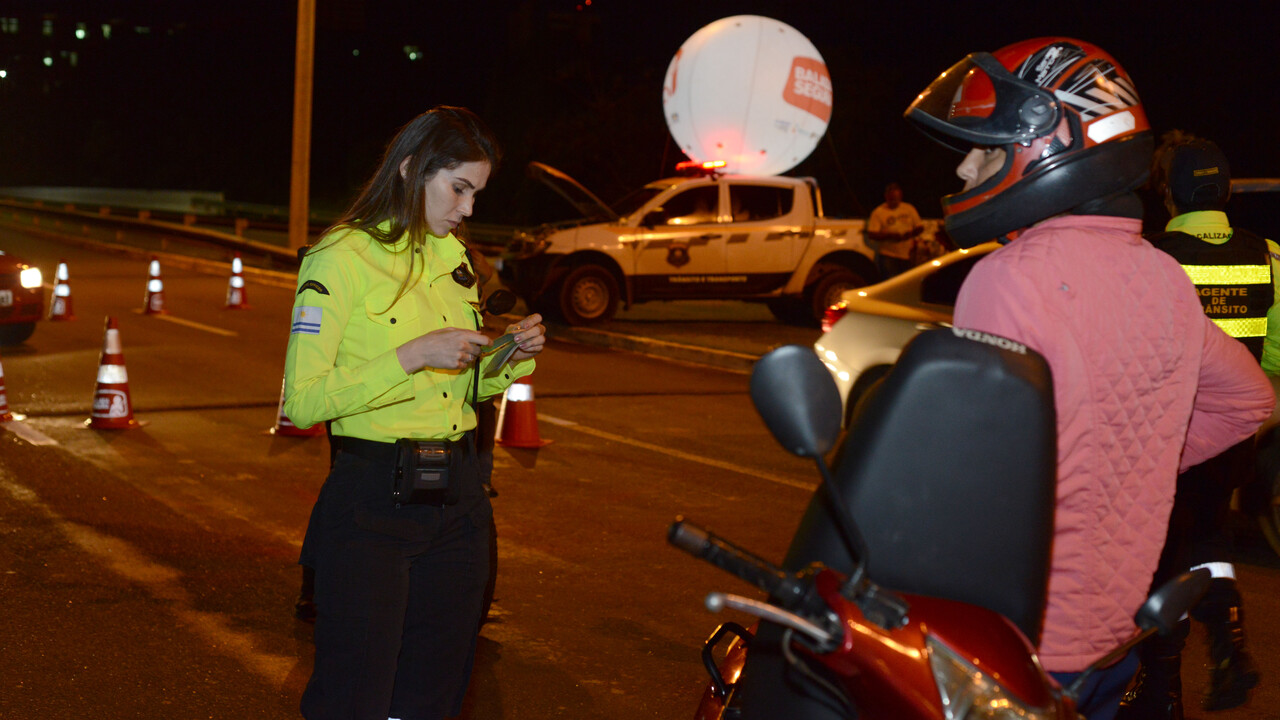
[675,159,727,176]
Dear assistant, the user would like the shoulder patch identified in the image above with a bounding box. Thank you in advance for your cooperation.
[297,279,330,296]
[291,306,322,335]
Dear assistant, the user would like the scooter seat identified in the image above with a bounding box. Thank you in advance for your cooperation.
[783,327,1056,646]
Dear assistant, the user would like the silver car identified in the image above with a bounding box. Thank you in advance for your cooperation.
[814,241,999,419]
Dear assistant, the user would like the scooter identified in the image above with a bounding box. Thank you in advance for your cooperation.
[670,330,1209,719]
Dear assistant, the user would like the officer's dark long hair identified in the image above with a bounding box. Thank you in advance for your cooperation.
[318,106,501,309]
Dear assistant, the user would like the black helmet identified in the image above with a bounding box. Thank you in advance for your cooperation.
[1153,134,1231,213]
[905,38,1154,247]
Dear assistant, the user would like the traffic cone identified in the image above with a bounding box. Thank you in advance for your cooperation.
[496,379,552,448]
[225,253,250,310]
[87,317,142,430]
[49,259,75,321]
[269,376,324,436]
[0,352,20,423]
[143,256,167,315]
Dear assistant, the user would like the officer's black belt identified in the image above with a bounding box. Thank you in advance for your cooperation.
[332,435,398,464]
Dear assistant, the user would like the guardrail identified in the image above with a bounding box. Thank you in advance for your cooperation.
[0,198,519,271]
[0,198,302,270]
[1231,178,1280,193]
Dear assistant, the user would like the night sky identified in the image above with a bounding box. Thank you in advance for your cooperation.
[2,0,1277,233]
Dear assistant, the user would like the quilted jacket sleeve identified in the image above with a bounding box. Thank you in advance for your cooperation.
[1181,314,1274,471]
[953,254,1048,354]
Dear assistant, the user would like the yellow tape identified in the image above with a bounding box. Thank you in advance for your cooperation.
[1212,316,1267,338]
[1181,264,1271,285]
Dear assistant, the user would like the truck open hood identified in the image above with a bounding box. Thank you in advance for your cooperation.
[526,161,619,223]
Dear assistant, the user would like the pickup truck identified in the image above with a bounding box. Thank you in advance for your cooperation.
[500,162,938,325]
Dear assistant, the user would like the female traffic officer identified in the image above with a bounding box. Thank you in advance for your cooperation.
[284,105,545,720]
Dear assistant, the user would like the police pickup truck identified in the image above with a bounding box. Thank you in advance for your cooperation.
[500,161,932,325]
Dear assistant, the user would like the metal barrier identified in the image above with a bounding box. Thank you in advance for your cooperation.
[0,198,519,269]
[0,198,302,270]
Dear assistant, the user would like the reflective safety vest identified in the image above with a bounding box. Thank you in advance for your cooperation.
[1149,227,1272,361]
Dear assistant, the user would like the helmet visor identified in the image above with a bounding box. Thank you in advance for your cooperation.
[906,53,1061,152]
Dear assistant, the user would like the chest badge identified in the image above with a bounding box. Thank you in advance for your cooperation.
[451,262,477,289]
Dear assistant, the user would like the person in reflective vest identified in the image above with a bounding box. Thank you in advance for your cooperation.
[1120,133,1272,719]
[1150,139,1278,362]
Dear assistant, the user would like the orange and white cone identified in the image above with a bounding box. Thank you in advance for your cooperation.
[49,259,75,321]
[269,376,324,436]
[143,256,167,315]
[496,378,552,448]
[0,352,20,423]
[87,317,142,429]
[225,253,250,310]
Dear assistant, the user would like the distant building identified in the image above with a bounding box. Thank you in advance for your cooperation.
[0,8,184,94]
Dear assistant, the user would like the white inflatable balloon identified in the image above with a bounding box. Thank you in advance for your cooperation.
[662,15,832,176]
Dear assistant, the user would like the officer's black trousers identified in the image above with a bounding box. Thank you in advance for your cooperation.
[301,450,492,720]
[1151,437,1252,589]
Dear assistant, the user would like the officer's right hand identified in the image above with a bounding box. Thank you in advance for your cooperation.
[396,328,491,373]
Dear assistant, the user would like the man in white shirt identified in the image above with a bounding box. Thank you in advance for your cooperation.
[866,182,923,279]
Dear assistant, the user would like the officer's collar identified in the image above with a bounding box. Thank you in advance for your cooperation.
[421,233,473,288]
[1166,211,1232,244]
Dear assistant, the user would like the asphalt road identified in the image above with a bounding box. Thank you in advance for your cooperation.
[1,225,1278,719]
[0,226,823,719]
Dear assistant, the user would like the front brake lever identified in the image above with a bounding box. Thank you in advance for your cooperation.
[846,578,910,630]
[706,592,836,648]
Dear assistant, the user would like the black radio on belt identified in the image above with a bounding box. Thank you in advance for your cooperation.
[393,439,452,504]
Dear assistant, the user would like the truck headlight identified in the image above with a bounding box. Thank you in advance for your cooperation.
[509,231,550,258]
[20,266,43,289]
[927,637,1059,719]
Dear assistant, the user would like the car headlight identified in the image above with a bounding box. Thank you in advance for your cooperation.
[927,637,1059,719]
[20,266,43,289]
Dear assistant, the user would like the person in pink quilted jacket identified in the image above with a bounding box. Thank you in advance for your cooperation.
[905,38,1273,720]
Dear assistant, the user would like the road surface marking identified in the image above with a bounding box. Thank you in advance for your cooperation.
[0,477,295,688]
[539,414,817,492]
[0,420,58,446]
[130,309,238,336]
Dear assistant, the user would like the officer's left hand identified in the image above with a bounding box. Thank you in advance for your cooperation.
[507,314,546,363]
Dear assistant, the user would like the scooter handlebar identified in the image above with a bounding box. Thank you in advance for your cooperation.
[668,517,806,606]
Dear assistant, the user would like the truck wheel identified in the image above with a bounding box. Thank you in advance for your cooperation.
[808,266,865,324]
[558,264,619,325]
[0,322,36,346]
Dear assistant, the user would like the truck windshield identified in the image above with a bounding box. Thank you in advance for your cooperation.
[611,187,664,219]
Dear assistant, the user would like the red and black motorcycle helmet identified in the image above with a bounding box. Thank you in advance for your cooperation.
[905,38,1153,247]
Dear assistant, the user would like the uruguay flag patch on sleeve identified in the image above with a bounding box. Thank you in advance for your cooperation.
[292,306,322,335]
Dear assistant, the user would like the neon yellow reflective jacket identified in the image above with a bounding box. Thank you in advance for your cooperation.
[1156,210,1280,373]
[284,225,533,442]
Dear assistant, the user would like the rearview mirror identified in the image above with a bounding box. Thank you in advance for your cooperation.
[482,289,517,316]
[1066,568,1212,700]
[469,288,518,317]
[750,345,842,458]
[1136,568,1212,635]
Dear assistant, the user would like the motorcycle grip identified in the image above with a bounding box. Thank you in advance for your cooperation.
[668,517,796,600]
